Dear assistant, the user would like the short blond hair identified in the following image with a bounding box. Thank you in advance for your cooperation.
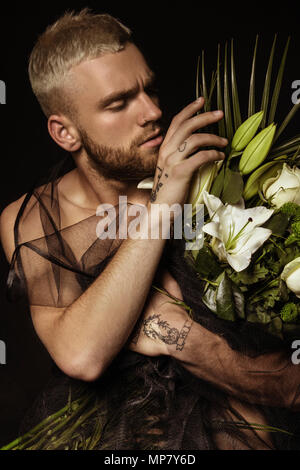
[28,9,132,117]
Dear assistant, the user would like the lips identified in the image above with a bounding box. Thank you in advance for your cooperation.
[140,129,163,147]
[141,135,164,148]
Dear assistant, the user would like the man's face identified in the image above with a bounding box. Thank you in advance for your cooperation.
[68,43,164,181]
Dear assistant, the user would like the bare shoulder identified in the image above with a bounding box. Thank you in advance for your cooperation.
[0,194,27,263]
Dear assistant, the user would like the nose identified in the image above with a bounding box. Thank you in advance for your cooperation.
[137,92,162,126]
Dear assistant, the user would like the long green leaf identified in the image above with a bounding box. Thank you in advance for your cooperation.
[274,101,300,142]
[271,145,300,159]
[248,35,259,117]
[268,37,291,125]
[231,38,242,130]
[196,55,200,100]
[202,50,209,112]
[207,70,217,111]
[260,34,277,128]
[224,42,233,140]
[271,134,300,153]
[217,44,226,137]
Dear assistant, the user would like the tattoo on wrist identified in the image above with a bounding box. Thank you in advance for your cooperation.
[142,314,193,351]
[150,166,165,203]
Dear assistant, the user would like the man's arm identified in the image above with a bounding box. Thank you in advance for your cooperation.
[0,98,227,382]
[129,271,300,411]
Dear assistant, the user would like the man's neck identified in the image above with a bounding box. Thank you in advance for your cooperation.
[58,157,151,213]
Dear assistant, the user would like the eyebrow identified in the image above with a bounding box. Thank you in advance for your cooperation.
[98,72,157,109]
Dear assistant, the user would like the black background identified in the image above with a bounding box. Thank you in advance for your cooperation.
[0,0,300,447]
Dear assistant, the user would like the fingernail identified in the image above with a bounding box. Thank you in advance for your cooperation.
[213,110,223,116]
[196,96,204,103]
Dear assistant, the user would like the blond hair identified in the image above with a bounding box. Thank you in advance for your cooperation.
[28,9,132,117]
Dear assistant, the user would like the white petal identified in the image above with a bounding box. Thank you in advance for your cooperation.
[137,177,154,189]
[202,191,223,220]
[243,206,274,227]
[226,250,252,272]
[202,221,220,239]
[233,227,272,257]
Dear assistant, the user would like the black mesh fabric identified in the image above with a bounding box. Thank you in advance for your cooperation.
[4,156,300,450]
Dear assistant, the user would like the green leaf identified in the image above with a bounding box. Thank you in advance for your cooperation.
[216,272,236,321]
[230,263,269,286]
[248,35,258,118]
[217,44,226,138]
[202,286,217,314]
[196,55,200,100]
[231,39,242,131]
[195,245,223,279]
[207,70,217,111]
[232,283,245,319]
[260,35,277,129]
[210,164,225,198]
[257,309,272,324]
[221,168,244,204]
[268,37,290,125]
[274,101,300,143]
[201,50,209,112]
[224,42,233,141]
[279,279,289,302]
[270,134,300,157]
[262,212,290,236]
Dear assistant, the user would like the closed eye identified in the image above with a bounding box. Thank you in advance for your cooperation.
[108,101,127,112]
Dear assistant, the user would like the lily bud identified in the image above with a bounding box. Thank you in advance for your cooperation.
[239,123,277,175]
[188,161,220,213]
[231,111,264,152]
[243,158,286,200]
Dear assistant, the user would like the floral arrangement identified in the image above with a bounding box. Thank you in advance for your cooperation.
[185,36,300,340]
[140,36,300,340]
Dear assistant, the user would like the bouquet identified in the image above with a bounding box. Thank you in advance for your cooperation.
[141,35,300,341]
[185,36,300,341]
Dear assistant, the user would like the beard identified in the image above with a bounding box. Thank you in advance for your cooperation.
[79,125,164,182]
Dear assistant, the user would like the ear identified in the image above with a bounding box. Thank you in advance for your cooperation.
[48,115,81,152]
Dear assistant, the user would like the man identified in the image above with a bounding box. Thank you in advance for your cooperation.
[1,10,300,450]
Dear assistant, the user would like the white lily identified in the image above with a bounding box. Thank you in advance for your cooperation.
[202,191,274,272]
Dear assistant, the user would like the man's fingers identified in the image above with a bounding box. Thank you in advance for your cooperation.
[169,111,225,150]
[179,149,225,175]
[168,133,228,165]
[162,97,205,145]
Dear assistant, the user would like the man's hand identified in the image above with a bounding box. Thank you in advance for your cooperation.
[149,97,228,207]
[128,270,193,357]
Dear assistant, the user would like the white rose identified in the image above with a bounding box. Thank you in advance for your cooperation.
[262,163,300,209]
[281,257,300,298]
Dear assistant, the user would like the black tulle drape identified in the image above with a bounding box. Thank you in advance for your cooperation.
[4,155,300,450]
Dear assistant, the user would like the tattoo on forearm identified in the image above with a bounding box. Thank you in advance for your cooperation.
[142,314,193,351]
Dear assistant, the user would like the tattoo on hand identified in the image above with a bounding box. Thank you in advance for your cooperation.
[178,141,187,153]
[142,314,193,351]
